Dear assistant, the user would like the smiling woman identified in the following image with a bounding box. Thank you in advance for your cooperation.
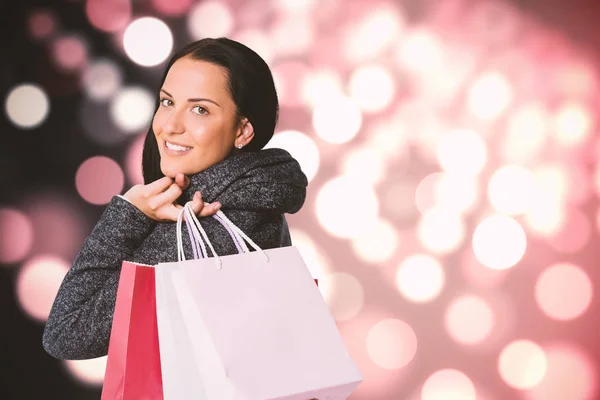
[153,57,251,176]
[42,37,308,360]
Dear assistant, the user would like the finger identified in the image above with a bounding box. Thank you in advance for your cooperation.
[145,176,173,197]
[188,192,205,215]
[198,201,221,217]
[148,183,182,211]
[175,173,190,189]
[161,203,183,222]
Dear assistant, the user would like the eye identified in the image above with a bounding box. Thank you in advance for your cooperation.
[160,98,173,107]
[191,105,208,115]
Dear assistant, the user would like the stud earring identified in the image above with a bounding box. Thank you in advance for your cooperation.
[237,144,243,149]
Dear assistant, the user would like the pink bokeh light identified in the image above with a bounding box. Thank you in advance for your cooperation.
[151,0,193,17]
[28,10,57,40]
[52,36,88,72]
[16,255,69,322]
[525,343,597,400]
[0,208,34,265]
[85,0,132,33]
[24,194,87,261]
[535,263,593,321]
[339,309,415,399]
[75,156,125,205]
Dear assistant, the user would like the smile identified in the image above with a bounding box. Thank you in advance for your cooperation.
[164,141,193,153]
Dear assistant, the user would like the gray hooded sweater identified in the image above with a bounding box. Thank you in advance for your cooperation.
[42,148,308,360]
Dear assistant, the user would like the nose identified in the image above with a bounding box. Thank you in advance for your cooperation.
[160,108,185,135]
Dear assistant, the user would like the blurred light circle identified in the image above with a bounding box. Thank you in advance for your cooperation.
[82,59,122,102]
[396,28,443,74]
[552,102,593,147]
[351,219,399,264]
[312,95,362,144]
[472,215,526,270]
[64,356,107,386]
[436,129,487,176]
[498,340,547,390]
[123,17,173,67]
[342,5,404,63]
[75,156,125,205]
[396,254,444,303]
[435,173,480,215]
[488,165,535,215]
[445,294,494,345]
[366,318,417,370]
[546,207,591,254]
[348,65,396,113]
[275,0,317,11]
[468,71,513,121]
[534,164,568,202]
[415,172,442,216]
[524,197,565,237]
[16,255,69,321]
[301,69,344,108]
[5,84,50,129]
[367,119,409,160]
[85,0,132,33]
[25,194,87,260]
[501,103,548,165]
[342,147,386,185]
[525,344,597,400]
[52,35,88,72]
[417,208,465,255]
[125,133,146,185]
[535,263,592,321]
[187,1,234,40]
[110,86,154,133]
[151,0,193,16]
[0,209,34,264]
[271,12,315,57]
[28,10,57,40]
[421,369,476,400]
[289,229,331,279]
[315,176,378,239]
[320,272,364,322]
[233,29,274,65]
[265,130,319,182]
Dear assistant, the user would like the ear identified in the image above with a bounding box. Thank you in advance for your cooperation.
[235,118,255,148]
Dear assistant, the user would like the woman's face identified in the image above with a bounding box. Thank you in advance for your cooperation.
[152,57,247,177]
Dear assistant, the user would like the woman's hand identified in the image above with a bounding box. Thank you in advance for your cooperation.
[122,173,221,222]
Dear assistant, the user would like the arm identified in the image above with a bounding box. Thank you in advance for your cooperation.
[42,196,156,360]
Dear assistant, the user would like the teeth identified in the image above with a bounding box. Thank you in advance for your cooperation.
[166,141,192,151]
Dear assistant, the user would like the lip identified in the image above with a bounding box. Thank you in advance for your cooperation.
[163,140,193,156]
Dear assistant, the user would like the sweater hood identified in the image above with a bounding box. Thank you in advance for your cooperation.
[180,148,308,214]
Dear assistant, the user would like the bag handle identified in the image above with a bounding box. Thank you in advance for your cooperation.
[177,203,269,269]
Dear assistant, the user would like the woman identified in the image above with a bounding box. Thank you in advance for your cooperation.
[43,38,308,360]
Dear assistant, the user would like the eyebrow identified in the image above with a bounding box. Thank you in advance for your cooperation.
[160,89,221,107]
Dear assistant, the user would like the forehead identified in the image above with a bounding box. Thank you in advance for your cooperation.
[162,57,229,97]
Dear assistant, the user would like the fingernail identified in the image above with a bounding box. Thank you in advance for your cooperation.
[214,202,221,210]
[194,191,200,201]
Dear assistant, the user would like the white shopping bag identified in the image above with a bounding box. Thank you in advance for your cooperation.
[155,204,363,400]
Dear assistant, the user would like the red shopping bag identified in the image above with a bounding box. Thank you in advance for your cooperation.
[101,261,163,400]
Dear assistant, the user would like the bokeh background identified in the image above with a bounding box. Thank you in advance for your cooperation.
[1,0,600,398]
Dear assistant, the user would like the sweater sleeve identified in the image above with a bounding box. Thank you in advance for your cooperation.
[42,196,156,360]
